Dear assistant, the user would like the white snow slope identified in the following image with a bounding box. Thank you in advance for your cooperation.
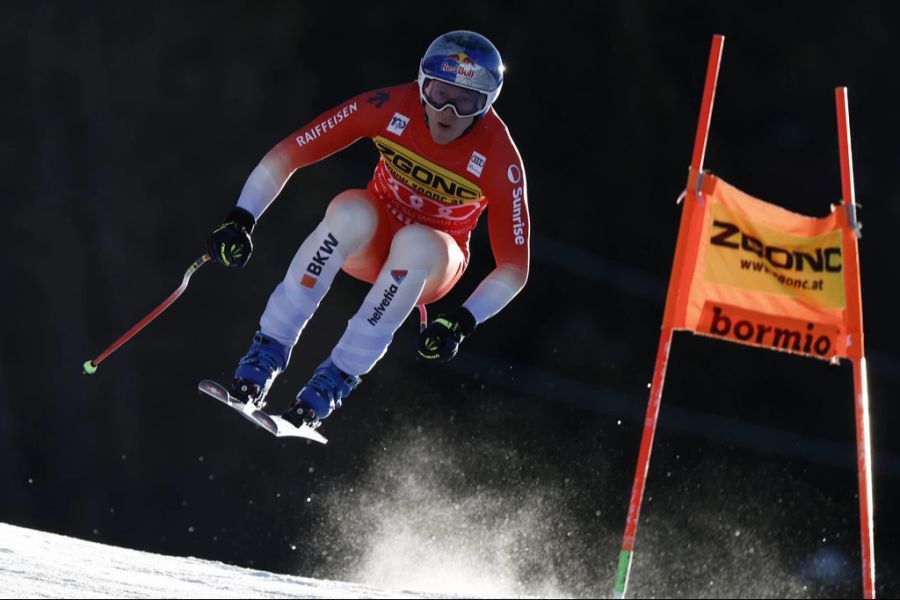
[0,522,454,599]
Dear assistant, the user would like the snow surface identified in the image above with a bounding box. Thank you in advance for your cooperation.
[0,523,455,599]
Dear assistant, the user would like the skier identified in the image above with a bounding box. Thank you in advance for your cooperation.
[206,30,530,429]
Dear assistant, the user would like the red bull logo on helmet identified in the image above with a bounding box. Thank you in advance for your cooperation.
[447,52,476,65]
[441,52,477,80]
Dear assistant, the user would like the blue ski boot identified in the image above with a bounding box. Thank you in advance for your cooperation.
[283,357,360,428]
[231,331,291,408]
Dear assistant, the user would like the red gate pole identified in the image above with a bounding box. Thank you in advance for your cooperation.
[612,34,724,598]
[835,86,876,599]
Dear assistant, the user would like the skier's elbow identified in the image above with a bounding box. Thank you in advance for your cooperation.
[499,261,529,292]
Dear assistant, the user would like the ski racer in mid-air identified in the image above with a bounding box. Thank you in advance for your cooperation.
[206,30,530,430]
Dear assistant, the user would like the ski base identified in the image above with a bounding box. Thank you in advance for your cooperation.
[198,379,327,444]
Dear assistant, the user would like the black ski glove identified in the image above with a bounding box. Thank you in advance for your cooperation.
[207,207,256,268]
[417,307,477,363]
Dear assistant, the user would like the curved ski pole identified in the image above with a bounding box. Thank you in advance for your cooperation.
[83,254,212,374]
[416,303,428,332]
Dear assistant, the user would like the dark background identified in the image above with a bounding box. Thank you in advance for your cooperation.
[4,1,899,597]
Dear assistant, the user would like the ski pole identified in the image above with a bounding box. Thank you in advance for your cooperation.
[83,254,212,375]
[416,303,428,332]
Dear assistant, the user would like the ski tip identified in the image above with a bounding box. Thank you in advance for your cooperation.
[197,379,227,397]
[82,360,98,375]
[298,429,328,445]
[270,416,329,444]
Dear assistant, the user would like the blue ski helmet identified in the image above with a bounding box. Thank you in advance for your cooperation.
[418,31,504,117]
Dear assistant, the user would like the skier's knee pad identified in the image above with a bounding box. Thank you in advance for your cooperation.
[388,224,455,271]
[323,190,379,252]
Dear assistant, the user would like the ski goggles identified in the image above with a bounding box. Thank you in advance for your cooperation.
[421,78,488,118]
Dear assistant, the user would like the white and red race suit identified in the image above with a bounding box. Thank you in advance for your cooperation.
[236,81,529,323]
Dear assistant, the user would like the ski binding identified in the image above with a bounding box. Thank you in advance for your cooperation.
[198,379,327,444]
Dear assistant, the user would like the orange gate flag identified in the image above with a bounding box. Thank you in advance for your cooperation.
[667,173,856,362]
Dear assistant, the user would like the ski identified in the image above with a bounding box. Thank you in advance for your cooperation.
[197,379,328,444]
